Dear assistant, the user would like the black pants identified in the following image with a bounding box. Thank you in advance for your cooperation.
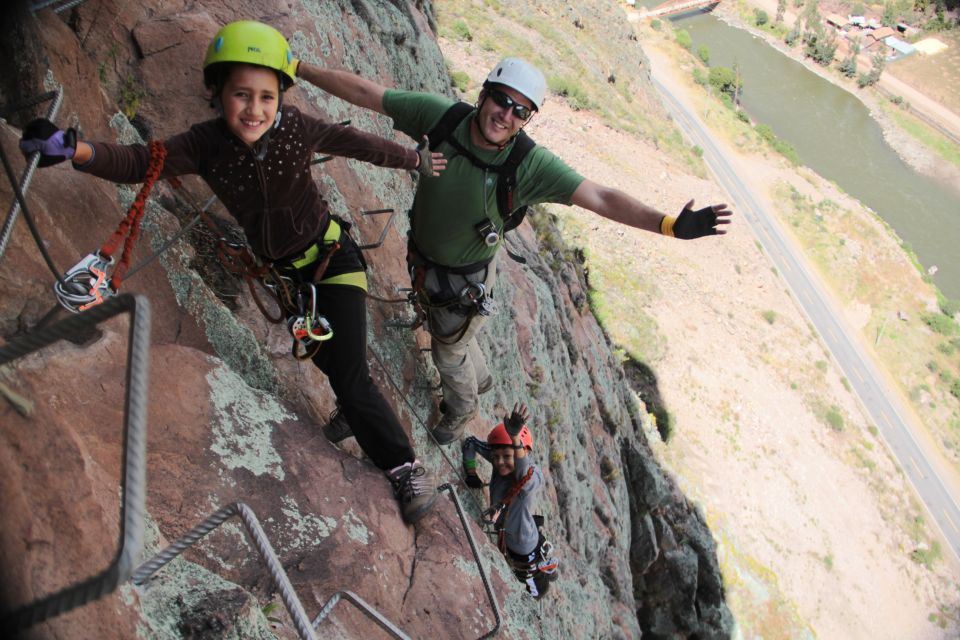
[277,229,415,471]
[309,284,415,470]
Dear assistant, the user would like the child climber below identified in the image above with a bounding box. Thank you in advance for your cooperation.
[462,403,559,598]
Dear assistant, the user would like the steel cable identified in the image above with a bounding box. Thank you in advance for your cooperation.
[0,85,63,262]
[0,294,150,632]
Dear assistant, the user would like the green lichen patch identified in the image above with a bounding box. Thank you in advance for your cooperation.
[207,361,293,479]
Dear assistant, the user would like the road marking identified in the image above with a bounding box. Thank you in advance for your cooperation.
[910,456,924,478]
[944,510,960,534]
[880,411,894,430]
[853,367,865,384]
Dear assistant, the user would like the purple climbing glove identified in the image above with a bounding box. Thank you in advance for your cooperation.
[19,118,77,167]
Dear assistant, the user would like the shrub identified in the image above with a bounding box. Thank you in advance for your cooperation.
[911,541,942,568]
[754,9,770,26]
[451,20,472,41]
[785,26,800,46]
[922,312,958,336]
[698,45,710,65]
[762,310,777,324]
[951,378,960,401]
[651,19,662,31]
[450,70,470,93]
[825,406,844,432]
[548,75,590,110]
[676,29,693,50]
[939,297,960,318]
[692,67,707,85]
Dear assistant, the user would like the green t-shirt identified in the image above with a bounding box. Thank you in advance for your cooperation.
[383,89,585,267]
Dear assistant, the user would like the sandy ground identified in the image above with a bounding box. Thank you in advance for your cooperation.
[441,26,959,640]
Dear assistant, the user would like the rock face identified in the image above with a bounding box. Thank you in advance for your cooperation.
[0,1,733,639]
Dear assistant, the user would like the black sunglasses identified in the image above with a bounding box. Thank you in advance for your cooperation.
[487,88,534,121]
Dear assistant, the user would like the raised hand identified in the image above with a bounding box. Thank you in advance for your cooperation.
[504,402,530,437]
[670,199,732,239]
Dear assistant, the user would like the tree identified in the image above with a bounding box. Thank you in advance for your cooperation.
[838,54,858,77]
[857,51,886,87]
[755,8,770,25]
[776,0,787,22]
[708,66,742,99]
[676,29,693,51]
[882,1,897,26]
[785,24,801,46]
[803,24,838,65]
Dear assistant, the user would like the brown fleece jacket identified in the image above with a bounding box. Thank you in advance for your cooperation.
[76,105,418,259]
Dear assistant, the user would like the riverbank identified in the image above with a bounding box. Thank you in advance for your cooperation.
[712,0,960,194]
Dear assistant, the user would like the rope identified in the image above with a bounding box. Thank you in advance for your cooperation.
[365,343,486,515]
[0,295,150,633]
[99,140,167,290]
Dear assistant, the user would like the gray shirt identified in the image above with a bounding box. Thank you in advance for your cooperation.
[463,437,543,555]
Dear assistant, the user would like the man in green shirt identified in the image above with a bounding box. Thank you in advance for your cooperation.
[296,57,732,444]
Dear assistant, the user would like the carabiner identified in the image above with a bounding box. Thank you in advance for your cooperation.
[53,252,116,313]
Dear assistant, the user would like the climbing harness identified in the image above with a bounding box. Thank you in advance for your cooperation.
[285,281,334,360]
[405,239,497,345]
[54,140,167,312]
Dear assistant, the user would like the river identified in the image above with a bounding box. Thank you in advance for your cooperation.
[666,10,960,299]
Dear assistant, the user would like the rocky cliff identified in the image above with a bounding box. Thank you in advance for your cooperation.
[0,1,733,638]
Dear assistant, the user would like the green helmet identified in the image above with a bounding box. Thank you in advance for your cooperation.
[203,21,297,89]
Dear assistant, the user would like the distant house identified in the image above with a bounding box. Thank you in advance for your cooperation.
[885,36,916,58]
[867,18,883,29]
[826,14,848,30]
[864,26,896,48]
[849,15,867,27]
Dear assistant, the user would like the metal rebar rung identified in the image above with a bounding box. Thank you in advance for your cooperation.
[438,483,502,640]
[0,294,151,633]
[312,591,410,639]
[133,502,317,640]
[358,208,396,251]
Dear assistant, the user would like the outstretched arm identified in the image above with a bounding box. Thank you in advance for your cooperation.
[296,62,389,116]
[571,179,732,238]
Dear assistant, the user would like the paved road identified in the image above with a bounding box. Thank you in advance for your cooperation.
[651,75,960,562]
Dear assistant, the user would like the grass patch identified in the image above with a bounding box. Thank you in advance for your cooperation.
[887,109,960,166]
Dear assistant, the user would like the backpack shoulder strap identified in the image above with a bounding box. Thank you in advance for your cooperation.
[427,101,475,151]
[496,131,536,230]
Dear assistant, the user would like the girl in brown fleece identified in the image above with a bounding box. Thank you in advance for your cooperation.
[19,20,445,524]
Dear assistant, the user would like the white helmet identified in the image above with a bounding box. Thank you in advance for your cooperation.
[484,58,547,110]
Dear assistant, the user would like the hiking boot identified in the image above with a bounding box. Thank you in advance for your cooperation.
[322,406,353,443]
[386,460,437,524]
[439,377,492,414]
[431,406,478,445]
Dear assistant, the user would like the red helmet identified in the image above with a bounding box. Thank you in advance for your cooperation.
[487,422,533,450]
